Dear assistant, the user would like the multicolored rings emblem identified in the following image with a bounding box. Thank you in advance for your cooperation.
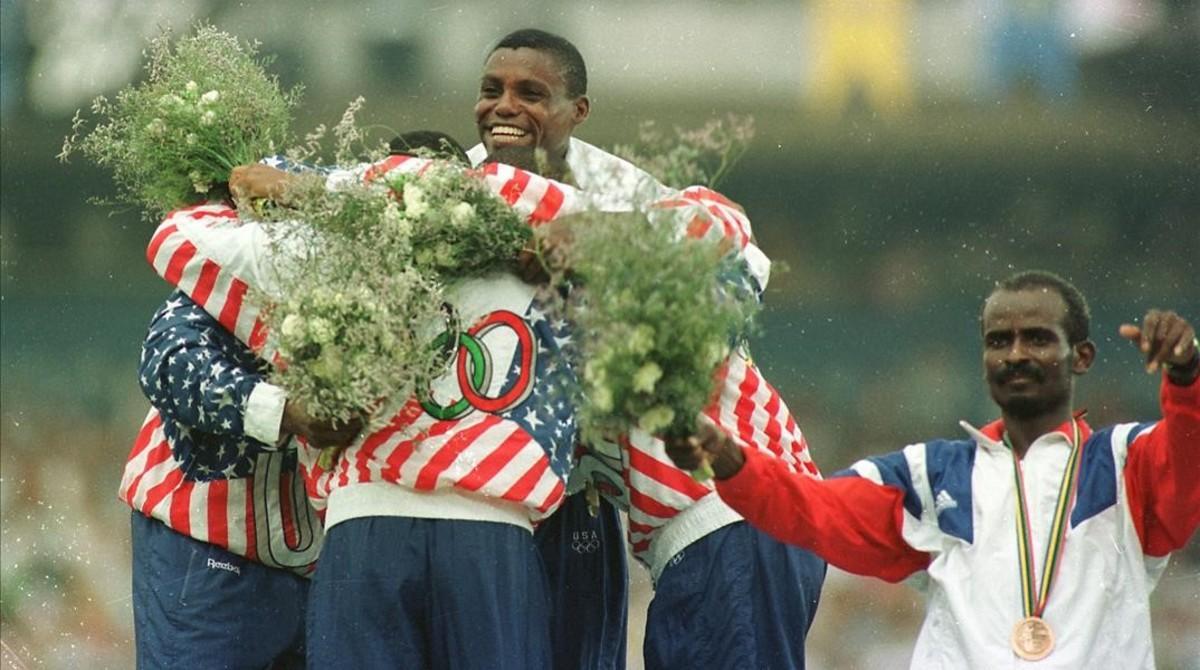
[420,310,537,420]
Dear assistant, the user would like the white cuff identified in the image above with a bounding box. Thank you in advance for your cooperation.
[244,382,287,446]
[742,242,771,291]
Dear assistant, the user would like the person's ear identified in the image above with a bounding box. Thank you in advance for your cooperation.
[1072,340,1096,375]
[572,95,590,126]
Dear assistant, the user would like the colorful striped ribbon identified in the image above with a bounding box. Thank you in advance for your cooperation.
[1004,420,1082,619]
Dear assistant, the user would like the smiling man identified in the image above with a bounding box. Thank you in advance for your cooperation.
[468,29,668,207]
[667,270,1200,668]
[468,29,647,670]
[467,29,829,670]
[474,36,586,178]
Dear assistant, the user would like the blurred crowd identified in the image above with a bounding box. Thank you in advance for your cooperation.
[2,0,1198,117]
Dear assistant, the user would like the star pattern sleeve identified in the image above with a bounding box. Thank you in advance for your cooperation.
[138,291,286,479]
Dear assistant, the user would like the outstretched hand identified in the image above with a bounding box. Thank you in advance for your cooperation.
[1118,309,1198,380]
[663,419,746,480]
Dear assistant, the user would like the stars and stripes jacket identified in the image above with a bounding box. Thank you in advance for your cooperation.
[139,147,818,546]
[714,375,1200,668]
[501,139,822,576]
[120,292,321,573]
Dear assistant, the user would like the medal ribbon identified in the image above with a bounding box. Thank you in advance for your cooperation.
[1005,420,1082,619]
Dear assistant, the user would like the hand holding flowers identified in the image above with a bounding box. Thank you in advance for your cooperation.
[59,23,300,219]
[560,211,760,481]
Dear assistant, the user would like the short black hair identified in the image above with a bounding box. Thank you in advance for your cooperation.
[987,270,1091,344]
[490,28,587,98]
[388,130,468,164]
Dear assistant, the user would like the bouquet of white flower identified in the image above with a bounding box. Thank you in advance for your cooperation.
[59,23,300,218]
[252,173,444,431]
[252,155,534,436]
[563,211,760,459]
[543,116,761,482]
[382,163,532,280]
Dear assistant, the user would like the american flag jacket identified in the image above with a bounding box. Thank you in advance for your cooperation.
[503,139,822,577]
[139,150,819,549]
[120,291,321,573]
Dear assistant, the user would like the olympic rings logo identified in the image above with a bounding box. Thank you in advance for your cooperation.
[570,531,601,554]
[420,310,538,421]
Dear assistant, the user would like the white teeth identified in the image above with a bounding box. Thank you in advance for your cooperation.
[490,125,527,138]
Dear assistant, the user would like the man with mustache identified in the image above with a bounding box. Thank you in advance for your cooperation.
[666,270,1199,668]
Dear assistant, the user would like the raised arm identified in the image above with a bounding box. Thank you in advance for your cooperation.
[1120,310,1200,556]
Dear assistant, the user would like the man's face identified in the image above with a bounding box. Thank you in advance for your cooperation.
[981,289,1091,419]
[475,47,589,161]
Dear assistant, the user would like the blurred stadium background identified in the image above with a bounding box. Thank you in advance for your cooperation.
[1,0,1197,667]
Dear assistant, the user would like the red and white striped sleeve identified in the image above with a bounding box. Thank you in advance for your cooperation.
[147,202,276,359]
[645,186,771,291]
[704,351,821,478]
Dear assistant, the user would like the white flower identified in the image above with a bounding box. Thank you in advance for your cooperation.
[280,314,305,340]
[704,341,730,368]
[637,405,675,435]
[632,362,662,394]
[379,329,397,353]
[583,359,606,384]
[200,90,220,105]
[628,324,655,355]
[311,345,344,381]
[449,201,475,227]
[185,133,198,146]
[312,287,333,306]
[308,317,336,344]
[185,80,199,93]
[145,118,167,136]
[158,93,184,108]
[402,182,429,218]
[200,110,216,126]
[382,201,411,236]
[591,384,614,413]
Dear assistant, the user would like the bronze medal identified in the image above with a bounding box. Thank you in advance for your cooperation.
[1011,615,1055,661]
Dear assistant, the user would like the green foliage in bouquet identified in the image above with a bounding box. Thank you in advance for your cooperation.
[268,271,446,429]
[254,176,448,428]
[59,23,300,218]
[610,114,755,191]
[252,153,534,428]
[565,212,760,444]
[383,164,532,280]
